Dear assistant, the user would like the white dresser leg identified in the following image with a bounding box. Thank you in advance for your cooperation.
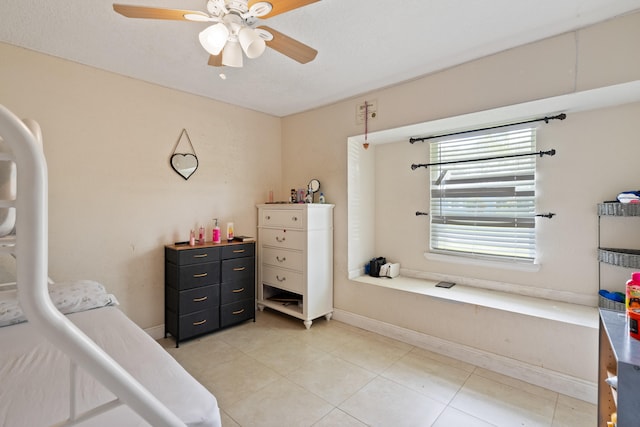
[257,303,265,312]
[325,312,333,321]
[303,320,312,330]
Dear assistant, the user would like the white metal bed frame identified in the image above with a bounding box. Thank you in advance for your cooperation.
[0,104,186,427]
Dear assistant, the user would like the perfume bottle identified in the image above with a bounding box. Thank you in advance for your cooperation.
[198,226,205,244]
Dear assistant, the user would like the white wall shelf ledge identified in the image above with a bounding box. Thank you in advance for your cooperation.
[353,275,598,329]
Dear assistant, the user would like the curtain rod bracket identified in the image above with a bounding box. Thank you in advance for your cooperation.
[415,211,429,216]
[535,212,556,219]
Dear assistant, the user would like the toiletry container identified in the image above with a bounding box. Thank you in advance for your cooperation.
[319,192,325,204]
[212,218,221,244]
[226,222,234,241]
[626,272,640,312]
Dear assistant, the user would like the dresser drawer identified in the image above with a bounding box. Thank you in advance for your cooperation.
[260,228,304,250]
[221,280,255,305]
[179,308,220,339]
[262,265,303,294]
[166,261,220,290]
[166,284,220,315]
[166,246,220,266]
[221,257,255,282]
[220,299,254,327]
[221,243,255,259]
[262,247,303,271]
[260,209,304,229]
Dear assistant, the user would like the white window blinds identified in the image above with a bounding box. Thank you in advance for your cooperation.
[429,125,537,262]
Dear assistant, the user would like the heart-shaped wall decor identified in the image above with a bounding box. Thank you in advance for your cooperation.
[171,153,198,180]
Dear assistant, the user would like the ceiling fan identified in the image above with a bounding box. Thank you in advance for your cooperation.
[113,0,320,68]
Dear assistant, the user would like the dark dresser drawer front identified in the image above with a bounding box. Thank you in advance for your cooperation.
[220,299,254,327]
[221,257,255,282]
[179,284,220,314]
[180,308,220,339]
[170,246,220,266]
[221,243,255,260]
[221,281,255,305]
[177,262,220,289]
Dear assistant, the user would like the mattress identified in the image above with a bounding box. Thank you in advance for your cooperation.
[0,305,221,427]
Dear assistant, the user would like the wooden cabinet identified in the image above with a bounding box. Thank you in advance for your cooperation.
[165,241,255,346]
[598,309,640,426]
[256,203,334,329]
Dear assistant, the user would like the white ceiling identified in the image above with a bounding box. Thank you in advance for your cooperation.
[1,0,640,117]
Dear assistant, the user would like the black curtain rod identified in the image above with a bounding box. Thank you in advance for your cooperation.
[409,113,566,144]
[411,149,556,170]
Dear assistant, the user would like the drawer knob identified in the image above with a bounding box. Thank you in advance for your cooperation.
[193,272,208,278]
[192,319,207,326]
[276,275,286,282]
[266,215,271,220]
[232,308,245,315]
[292,216,298,221]
[276,236,286,243]
[276,256,286,263]
[193,254,208,258]
[192,296,208,302]
[232,287,245,293]
[233,249,245,253]
[233,267,246,271]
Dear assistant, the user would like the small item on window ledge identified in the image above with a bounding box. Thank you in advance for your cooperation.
[379,263,400,278]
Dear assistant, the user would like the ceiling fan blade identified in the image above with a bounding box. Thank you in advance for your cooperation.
[258,26,317,64]
[113,4,209,21]
[249,0,320,19]
[208,55,223,67]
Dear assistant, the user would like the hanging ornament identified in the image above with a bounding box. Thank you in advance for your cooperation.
[363,101,370,150]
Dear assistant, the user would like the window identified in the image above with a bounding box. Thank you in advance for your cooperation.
[429,125,537,263]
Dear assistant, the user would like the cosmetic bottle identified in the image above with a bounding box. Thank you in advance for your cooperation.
[212,218,221,244]
[198,226,205,244]
[319,192,326,204]
[226,222,234,241]
[189,230,195,246]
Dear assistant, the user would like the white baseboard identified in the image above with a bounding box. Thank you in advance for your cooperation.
[332,308,597,404]
[144,324,165,341]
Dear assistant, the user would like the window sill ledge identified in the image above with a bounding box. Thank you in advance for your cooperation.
[352,274,598,329]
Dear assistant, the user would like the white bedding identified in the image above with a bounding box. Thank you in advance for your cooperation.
[0,306,221,427]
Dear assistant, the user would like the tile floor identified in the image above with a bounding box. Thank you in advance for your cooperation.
[159,309,596,427]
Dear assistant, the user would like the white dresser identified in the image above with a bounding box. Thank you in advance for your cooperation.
[256,203,334,329]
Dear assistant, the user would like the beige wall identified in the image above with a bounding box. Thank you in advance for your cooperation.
[2,10,640,386]
[0,42,282,329]
[281,11,640,383]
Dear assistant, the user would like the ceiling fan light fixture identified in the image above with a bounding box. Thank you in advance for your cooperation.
[199,23,230,56]
[239,27,266,59]
[222,39,243,67]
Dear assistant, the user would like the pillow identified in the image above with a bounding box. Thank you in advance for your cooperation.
[0,280,118,327]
